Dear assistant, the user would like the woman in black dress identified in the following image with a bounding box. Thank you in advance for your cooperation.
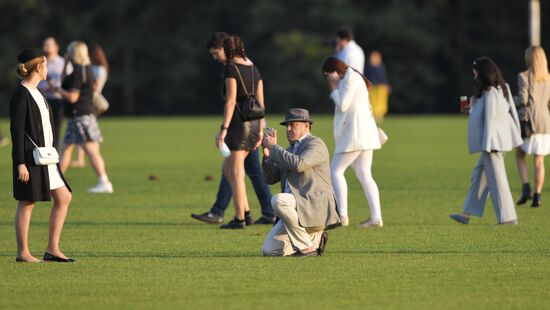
[10,48,74,263]
[215,36,265,228]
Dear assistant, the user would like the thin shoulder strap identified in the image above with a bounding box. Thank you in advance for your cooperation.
[232,64,250,95]
[24,133,39,148]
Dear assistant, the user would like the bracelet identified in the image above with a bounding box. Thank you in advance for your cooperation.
[220,125,228,131]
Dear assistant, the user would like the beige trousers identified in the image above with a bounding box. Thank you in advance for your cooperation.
[262,193,323,256]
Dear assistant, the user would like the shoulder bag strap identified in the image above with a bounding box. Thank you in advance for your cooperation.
[24,133,39,148]
[232,64,249,96]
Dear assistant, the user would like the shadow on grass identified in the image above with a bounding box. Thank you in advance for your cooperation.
[0,221,218,228]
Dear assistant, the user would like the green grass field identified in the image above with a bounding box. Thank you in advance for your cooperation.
[1,115,549,309]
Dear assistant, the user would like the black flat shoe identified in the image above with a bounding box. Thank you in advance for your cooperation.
[291,250,319,257]
[220,217,245,229]
[244,213,254,226]
[16,257,43,263]
[43,252,76,263]
[254,216,276,225]
[317,232,329,256]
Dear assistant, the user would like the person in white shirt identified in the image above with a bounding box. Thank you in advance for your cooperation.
[333,27,365,74]
[322,56,383,228]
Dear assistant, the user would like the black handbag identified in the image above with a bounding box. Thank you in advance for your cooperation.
[232,64,265,122]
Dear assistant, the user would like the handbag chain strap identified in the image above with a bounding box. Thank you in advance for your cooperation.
[232,64,255,95]
[24,133,40,148]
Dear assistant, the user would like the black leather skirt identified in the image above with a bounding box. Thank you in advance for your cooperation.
[225,112,260,151]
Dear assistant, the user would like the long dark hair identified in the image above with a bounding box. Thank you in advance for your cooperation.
[90,44,109,74]
[321,56,372,89]
[223,36,247,62]
[473,57,509,100]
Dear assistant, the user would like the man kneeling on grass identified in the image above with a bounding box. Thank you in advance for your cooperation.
[261,108,341,257]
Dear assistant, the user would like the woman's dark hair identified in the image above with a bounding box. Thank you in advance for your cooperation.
[322,56,372,89]
[334,27,354,40]
[473,56,509,100]
[205,32,229,50]
[223,36,247,62]
[90,44,109,74]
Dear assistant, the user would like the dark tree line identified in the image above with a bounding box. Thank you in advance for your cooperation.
[0,0,549,115]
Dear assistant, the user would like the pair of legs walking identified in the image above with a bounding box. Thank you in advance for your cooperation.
[516,148,545,206]
[331,150,382,226]
[211,149,274,218]
[459,152,518,224]
[262,193,323,256]
[60,141,112,193]
[16,186,72,262]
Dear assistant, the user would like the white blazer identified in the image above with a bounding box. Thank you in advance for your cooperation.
[330,68,381,154]
[467,84,522,154]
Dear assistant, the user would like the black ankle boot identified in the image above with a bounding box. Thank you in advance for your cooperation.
[531,193,541,208]
[517,183,532,205]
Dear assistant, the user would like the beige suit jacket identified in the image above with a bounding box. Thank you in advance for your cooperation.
[263,134,341,229]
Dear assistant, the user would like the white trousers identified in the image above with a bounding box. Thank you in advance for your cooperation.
[463,152,518,223]
[331,150,382,221]
[262,193,322,256]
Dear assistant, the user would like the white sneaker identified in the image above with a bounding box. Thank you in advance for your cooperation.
[341,217,349,227]
[88,182,114,193]
[357,218,383,228]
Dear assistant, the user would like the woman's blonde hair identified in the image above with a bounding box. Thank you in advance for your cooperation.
[525,46,550,82]
[67,41,91,66]
[16,56,45,80]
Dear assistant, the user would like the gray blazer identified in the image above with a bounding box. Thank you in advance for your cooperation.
[468,84,523,154]
[263,134,341,229]
[518,72,550,134]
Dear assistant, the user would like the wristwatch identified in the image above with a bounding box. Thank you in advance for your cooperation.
[220,125,228,130]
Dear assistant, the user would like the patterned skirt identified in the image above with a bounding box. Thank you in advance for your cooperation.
[63,114,104,145]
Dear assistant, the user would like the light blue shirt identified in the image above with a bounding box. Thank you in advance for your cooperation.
[38,55,73,99]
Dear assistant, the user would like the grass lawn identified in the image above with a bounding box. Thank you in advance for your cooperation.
[0,115,549,309]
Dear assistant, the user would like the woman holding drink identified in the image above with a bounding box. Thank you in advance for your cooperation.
[450,57,522,225]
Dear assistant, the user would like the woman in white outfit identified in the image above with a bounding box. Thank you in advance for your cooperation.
[322,56,382,227]
[515,46,550,208]
[10,48,74,263]
[450,57,522,225]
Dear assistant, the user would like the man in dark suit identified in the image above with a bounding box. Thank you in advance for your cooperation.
[261,108,341,256]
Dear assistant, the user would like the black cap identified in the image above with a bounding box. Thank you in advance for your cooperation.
[18,48,46,63]
[280,108,314,125]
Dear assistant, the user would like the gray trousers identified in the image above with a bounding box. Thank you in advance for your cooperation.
[463,152,518,223]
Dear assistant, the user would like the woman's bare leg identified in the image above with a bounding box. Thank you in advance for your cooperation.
[516,148,529,184]
[81,142,107,177]
[223,150,249,220]
[45,186,72,259]
[60,144,75,173]
[15,201,41,262]
[534,155,545,193]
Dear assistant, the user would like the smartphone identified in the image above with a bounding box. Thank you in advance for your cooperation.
[265,127,275,137]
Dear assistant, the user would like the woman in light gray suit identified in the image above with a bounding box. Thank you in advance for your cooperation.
[515,46,550,208]
[450,57,522,225]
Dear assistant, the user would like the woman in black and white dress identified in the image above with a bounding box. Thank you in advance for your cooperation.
[10,48,74,263]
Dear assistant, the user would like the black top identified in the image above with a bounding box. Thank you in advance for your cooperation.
[62,65,95,117]
[223,63,262,104]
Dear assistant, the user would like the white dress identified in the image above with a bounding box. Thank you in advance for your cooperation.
[521,134,550,155]
[22,84,65,190]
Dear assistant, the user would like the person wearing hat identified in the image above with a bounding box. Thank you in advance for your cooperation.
[261,108,341,257]
[10,48,74,263]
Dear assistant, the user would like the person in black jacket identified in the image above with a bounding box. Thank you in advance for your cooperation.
[10,48,74,263]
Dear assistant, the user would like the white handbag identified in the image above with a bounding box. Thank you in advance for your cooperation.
[26,134,59,165]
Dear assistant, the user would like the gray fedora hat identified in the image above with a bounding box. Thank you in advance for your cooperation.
[280,108,314,125]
